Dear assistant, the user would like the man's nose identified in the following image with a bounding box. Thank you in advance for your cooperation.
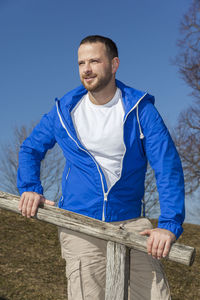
[83,62,92,74]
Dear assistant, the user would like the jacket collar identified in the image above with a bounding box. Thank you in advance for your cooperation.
[115,80,150,116]
[59,79,154,125]
[56,80,154,147]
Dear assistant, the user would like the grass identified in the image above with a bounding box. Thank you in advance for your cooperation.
[0,209,199,299]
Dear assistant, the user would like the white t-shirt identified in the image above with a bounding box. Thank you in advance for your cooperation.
[71,88,126,190]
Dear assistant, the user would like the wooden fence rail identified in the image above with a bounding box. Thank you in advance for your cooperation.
[0,191,196,300]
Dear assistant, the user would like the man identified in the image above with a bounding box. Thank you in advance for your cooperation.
[17,35,185,299]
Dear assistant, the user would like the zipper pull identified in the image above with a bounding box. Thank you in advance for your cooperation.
[104,192,108,201]
[102,192,108,222]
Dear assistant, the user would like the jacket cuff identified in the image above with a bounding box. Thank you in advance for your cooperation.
[158,220,183,240]
[18,185,43,196]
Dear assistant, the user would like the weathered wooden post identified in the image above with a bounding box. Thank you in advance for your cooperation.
[0,191,196,299]
[105,242,130,300]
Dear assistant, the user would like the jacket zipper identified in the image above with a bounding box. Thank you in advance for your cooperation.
[101,92,147,220]
[56,92,147,221]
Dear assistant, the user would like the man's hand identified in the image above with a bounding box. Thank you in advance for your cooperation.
[140,228,176,259]
[18,191,55,218]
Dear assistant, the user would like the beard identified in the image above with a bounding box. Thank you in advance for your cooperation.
[81,70,113,93]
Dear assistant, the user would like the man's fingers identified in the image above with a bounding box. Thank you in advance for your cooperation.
[140,228,175,259]
[21,196,29,216]
[19,192,55,218]
[31,195,41,216]
[19,193,25,211]
[30,197,54,216]
[43,199,55,206]
[19,192,47,217]
[151,238,160,258]
[140,229,154,255]
[140,229,152,236]
[162,239,172,258]
[27,196,34,218]
[156,240,165,259]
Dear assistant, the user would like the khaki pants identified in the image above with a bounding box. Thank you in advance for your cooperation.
[58,218,171,300]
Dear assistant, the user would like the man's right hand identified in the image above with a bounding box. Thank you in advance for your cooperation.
[18,191,55,218]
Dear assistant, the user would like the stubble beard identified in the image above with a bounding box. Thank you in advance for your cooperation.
[81,70,113,93]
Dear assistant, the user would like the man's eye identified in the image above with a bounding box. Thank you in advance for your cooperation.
[79,62,84,66]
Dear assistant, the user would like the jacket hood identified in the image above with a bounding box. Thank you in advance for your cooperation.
[57,79,155,114]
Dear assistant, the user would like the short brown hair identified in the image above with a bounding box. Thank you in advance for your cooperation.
[80,35,118,59]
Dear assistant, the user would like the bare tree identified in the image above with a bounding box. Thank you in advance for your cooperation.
[174,104,200,195]
[144,0,200,217]
[173,0,200,196]
[174,0,200,100]
[0,123,65,203]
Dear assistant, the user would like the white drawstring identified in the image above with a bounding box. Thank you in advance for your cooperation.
[136,104,144,139]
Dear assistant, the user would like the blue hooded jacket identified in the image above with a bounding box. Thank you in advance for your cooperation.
[17,80,185,239]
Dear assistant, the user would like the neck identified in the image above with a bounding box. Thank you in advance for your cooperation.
[88,81,117,105]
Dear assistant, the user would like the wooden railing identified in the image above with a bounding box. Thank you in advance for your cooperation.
[0,191,196,300]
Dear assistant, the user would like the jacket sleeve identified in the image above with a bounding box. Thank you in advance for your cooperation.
[17,106,57,195]
[139,97,185,239]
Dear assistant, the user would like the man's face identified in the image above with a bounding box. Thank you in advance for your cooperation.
[78,42,114,92]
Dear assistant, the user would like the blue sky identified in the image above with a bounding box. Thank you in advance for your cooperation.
[0,1,197,223]
[0,0,192,144]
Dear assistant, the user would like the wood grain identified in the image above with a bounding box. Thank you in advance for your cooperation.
[0,191,196,266]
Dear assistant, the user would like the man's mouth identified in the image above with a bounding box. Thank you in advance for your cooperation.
[83,75,96,81]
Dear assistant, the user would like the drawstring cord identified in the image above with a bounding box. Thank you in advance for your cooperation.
[136,104,144,139]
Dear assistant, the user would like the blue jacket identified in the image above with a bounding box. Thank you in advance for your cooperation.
[17,80,185,239]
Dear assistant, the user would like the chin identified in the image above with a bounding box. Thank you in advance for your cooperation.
[82,81,98,92]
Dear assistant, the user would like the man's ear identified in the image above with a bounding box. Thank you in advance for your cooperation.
[112,57,120,74]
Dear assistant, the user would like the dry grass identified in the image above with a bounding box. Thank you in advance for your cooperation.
[0,209,67,300]
[0,209,199,299]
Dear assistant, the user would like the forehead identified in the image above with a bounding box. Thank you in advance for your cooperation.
[78,42,107,59]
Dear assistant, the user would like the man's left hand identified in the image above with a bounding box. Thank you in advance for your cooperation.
[140,228,176,259]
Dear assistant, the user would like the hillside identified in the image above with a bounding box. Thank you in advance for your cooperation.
[0,209,199,300]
